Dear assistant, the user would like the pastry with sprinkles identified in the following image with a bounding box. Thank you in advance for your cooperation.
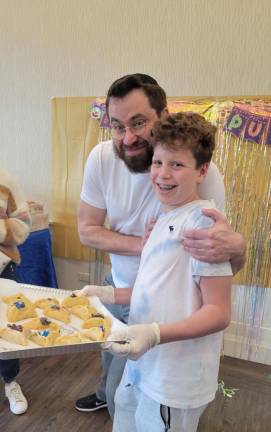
[0,324,28,346]
[43,304,70,323]
[62,293,90,308]
[7,300,37,322]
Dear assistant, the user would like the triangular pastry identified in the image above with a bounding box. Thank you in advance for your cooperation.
[0,324,28,346]
[62,293,90,308]
[7,300,37,322]
[23,316,60,332]
[43,304,70,323]
[26,328,59,347]
[69,305,98,321]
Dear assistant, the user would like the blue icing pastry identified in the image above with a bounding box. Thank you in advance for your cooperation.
[14,301,25,309]
[39,329,49,337]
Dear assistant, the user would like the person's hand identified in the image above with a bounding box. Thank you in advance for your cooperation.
[142,218,157,249]
[103,323,160,360]
[183,208,245,265]
[73,285,115,304]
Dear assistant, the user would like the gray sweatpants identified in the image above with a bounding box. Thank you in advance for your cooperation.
[113,370,207,432]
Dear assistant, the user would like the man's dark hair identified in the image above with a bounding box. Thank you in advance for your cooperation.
[152,112,217,168]
[106,73,167,116]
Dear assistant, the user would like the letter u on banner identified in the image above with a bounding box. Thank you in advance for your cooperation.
[244,116,268,144]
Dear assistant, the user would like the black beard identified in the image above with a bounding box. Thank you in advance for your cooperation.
[113,139,154,173]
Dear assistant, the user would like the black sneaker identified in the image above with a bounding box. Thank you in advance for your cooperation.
[75,393,107,412]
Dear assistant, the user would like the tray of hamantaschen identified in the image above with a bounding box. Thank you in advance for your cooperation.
[0,278,125,360]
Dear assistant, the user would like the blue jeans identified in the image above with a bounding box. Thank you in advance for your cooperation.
[96,273,130,419]
[0,262,20,383]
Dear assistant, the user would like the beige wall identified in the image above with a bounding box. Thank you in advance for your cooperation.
[1,0,270,210]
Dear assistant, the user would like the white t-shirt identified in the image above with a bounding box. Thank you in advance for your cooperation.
[80,141,225,287]
[125,200,232,409]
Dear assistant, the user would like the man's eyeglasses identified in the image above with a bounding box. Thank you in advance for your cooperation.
[110,119,148,139]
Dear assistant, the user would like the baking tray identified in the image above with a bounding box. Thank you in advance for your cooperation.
[0,278,125,359]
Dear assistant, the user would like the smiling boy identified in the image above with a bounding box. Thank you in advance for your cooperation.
[84,112,233,431]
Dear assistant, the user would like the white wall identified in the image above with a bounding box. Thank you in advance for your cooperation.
[1,0,271,362]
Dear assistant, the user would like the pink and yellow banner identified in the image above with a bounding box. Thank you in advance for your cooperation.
[89,98,271,146]
[89,98,215,128]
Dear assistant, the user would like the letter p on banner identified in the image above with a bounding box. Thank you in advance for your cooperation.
[224,107,248,138]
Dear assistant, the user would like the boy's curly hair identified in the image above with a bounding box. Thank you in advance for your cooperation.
[152,112,217,168]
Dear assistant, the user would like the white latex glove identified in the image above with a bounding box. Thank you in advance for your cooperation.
[103,323,160,360]
[73,285,115,304]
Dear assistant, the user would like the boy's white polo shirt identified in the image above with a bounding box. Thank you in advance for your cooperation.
[126,200,232,409]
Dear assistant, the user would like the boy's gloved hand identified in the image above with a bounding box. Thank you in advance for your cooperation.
[103,323,160,360]
[73,285,115,304]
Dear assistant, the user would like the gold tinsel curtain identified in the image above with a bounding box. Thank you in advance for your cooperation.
[214,111,271,289]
